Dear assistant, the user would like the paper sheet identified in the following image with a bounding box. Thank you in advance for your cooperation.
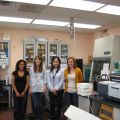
[64,105,101,120]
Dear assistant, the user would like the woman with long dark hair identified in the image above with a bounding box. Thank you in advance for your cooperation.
[47,56,64,120]
[12,59,29,120]
[29,56,47,120]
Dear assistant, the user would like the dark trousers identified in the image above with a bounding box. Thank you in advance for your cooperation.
[49,90,63,120]
[31,92,44,120]
[66,92,78,107]
[13,92,28,120]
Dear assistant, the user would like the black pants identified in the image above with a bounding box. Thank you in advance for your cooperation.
[13,92,28,120]
[49,90,63,120]
[31,92,44,120]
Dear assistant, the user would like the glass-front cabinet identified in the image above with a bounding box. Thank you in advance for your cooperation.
[23,38,69,67]
[23,40,35,66]
[36,41,47,66]
[59,43,69,65]
[23,38,48,66]
[48,42,59,65]
[0,40,10,66]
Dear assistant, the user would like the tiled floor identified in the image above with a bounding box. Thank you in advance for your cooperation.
[0,108,67,120]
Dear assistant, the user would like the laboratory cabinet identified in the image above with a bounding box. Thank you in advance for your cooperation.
[23,38,48,66]
[24,38,69,66]
[59,43,69,65]
[48,42,59,65]
[90,35,120,80]
[0,40,10,66]
[93,35,120,71]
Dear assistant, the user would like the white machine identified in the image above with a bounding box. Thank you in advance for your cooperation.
[108,83,120,99]
[77,83,93,96]
[97,73,120,101]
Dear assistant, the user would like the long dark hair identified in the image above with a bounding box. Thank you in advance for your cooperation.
[50,56,61,73]
[34,56,43,72]
[67,57,77,73]
[15,59,27,71]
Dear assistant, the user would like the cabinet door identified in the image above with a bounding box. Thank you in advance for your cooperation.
[59,43,69,65]
[23,42,35,66]
[0,41,10,66]
[48,42,59,65]
[36,41,47,66]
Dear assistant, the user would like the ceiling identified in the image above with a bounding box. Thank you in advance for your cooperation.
[0,0,120,33]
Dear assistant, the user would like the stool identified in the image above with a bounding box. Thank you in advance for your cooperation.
[99,104,113,120]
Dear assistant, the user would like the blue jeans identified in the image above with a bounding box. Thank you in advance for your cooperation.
[31,92,44,120]
[66,92,78,107]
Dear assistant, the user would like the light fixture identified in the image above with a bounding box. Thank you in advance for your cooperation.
[96,5,120,16]
[0,16,33,23]
[32,19,69,26]
[74,23,101,29]
[3,0,51,5]
[50,0,105,11]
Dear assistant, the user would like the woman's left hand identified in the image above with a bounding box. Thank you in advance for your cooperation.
[21,91,25,97]
[43,85,47,94]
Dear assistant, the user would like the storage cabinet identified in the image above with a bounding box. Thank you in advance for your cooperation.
[0,40,10,66]
[36,41,47,66]
[24,41,35,66]
[48,42,59,65]
[23,38,69,66]
[59,43,69,65]
[23,38,48,66]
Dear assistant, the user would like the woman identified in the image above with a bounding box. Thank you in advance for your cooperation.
[64,57,83,107]
[29,56,47,120]
[12,59,29,120]
[47,56,64,120]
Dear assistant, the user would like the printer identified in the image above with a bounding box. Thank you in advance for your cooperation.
[97,81,116,96]
[77,83,93,96]
[97,73,120,101]
[108,82,120,99]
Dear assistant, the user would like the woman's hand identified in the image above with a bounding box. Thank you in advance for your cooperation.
[43,84,47,94]
[29,87,32,96]
[21,91,25,97]
[16,92,21,97]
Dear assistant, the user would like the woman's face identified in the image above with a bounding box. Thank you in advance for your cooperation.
[52,58,59,68]
[35,57,41,66]
[19,61,25,71]
[67,58,74,68]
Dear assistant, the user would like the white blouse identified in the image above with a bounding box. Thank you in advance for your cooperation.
[67,72,76,93]
[47,68,64,91]
[29,66,47,93]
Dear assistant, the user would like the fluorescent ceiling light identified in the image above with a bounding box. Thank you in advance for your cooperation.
[0,16,33,23]
[74,23,101,29]
[50,0,105,11]
[3,0,51,5]
[33,19,69,26]
[96,5,120,16]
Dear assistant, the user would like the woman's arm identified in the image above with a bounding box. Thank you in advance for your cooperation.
[12,75,20,97]
[21,75,29,96]
[78,68,83,83]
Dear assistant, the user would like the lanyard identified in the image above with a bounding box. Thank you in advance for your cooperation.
[53,71,57,80]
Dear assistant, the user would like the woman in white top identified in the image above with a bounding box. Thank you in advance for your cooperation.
[29,56,47,120]
[47,56,64,120]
